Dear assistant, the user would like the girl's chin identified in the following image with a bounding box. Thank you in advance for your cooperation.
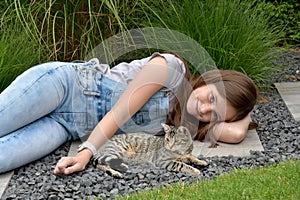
[188,112,202,121]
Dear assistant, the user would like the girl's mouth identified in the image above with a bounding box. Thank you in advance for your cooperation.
[196,100,201,118]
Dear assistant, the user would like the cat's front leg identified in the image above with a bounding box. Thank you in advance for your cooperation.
[165,161,201,176]
[185,155,208,166]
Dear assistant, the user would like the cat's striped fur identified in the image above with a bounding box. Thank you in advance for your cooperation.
[92,124,207,177]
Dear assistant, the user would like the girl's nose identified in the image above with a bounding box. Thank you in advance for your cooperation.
[200,103,213,114]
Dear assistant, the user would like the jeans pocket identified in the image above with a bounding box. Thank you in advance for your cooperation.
[72,63,97,90]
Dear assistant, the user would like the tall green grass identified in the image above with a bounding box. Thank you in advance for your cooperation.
[1,0,285,91]
[136,0,284,88]
[116,160,300,200]
[9,0,118,61]
[0,0,149,91]
[0,23,43,92]
[2,0,147,62]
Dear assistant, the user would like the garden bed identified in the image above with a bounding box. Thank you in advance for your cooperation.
[2,50,300,200]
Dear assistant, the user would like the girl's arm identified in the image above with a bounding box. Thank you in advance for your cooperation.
[87,56,168,149]
[54,56,168,175]
[212,113,251,144]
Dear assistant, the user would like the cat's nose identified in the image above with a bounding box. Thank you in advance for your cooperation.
[167,143,174,149]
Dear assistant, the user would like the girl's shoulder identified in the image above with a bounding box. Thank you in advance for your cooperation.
[150,52,186,74]
[108,52,186,86]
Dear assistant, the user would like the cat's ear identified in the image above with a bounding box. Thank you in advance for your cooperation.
[178,126,191,135]
[161,123,171,133]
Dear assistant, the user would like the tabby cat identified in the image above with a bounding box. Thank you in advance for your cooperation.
[92,123,207,177]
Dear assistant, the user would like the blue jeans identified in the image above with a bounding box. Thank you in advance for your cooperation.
[0,61,168,173]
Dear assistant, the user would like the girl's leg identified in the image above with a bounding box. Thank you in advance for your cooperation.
[0,62,71,136]
[0,116,70,173]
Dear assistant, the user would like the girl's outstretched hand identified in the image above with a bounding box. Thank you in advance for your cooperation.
[53,149,92,175]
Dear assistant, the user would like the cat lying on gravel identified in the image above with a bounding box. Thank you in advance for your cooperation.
[92,124,208,177]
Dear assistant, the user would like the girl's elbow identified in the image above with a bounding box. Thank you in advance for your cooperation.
[232,129,247,143]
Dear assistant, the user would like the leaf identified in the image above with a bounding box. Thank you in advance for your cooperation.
[290,75,297,81]
[258,97,269,103]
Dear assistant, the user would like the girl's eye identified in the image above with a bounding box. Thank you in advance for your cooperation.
[209,94,215,103]
[213,112,219,121]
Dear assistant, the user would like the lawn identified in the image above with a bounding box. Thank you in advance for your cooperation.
[116,160,300,200]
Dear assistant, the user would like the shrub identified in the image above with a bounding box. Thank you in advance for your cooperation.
[135,0,284,88]
[262,0,300,45]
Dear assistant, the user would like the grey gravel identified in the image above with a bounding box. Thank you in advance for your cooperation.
[1,50,300,200]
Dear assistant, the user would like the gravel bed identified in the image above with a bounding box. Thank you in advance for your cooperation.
[2,50,300,200]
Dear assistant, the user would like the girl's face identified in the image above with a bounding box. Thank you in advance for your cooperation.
[186,84,237,122]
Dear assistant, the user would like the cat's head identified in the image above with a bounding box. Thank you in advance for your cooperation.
[161,123,193,155]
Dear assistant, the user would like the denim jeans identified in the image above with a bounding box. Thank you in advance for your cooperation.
[0,60,168,173]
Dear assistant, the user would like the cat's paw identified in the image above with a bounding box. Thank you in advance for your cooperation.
[109,170,123,178]
[118,163,129,172]
[195,159,208,166]
[191,168,201,176]
[96,164,123,178]
[188,156,209,166]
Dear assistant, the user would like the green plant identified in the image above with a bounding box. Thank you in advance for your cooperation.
[136,0,284,89]
[0,0,161,90]
[0,23,43,92]
[0,0,287,91]
[262,0,300,45]
[2,0,148,62]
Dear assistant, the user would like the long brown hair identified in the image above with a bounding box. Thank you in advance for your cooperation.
[167,54,259,141]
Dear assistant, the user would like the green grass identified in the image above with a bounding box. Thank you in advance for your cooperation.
[2,0,152,62]
[116,160,300,200]
[0,0,145,91]
[0,23,44,92]
[136,0,285,89]
[1,0,286,91]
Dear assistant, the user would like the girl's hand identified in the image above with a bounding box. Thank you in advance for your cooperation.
[53,149,92,175]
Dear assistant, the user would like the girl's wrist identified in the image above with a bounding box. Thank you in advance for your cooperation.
[77,141,98,157]
[76,149,93,164]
